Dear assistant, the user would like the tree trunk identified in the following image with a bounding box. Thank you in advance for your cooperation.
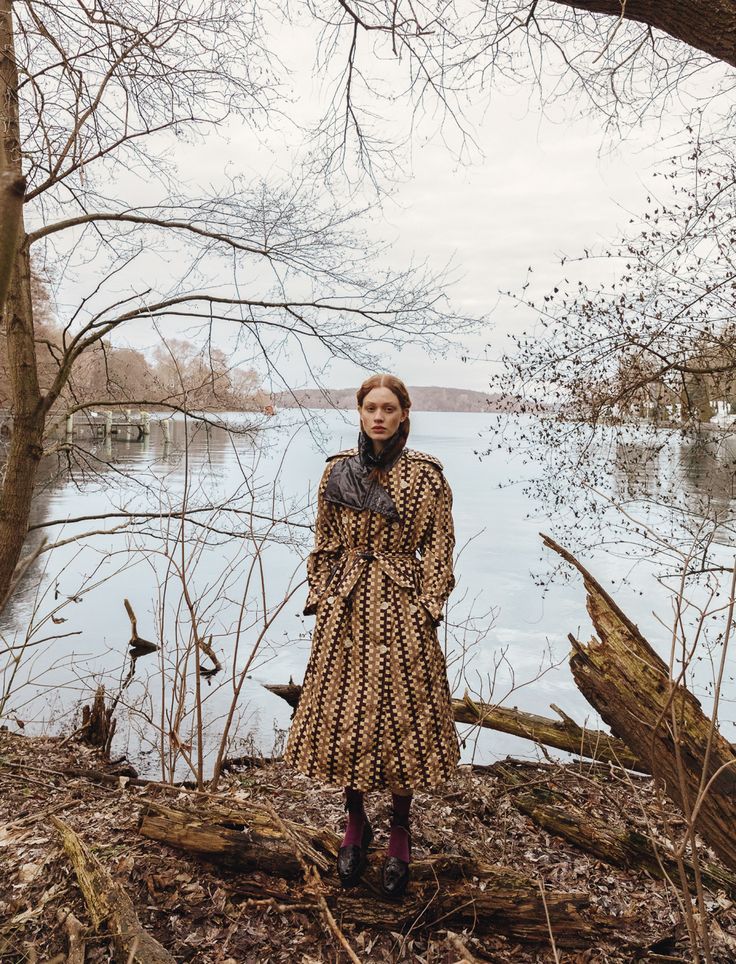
[138,799,640,948]
[265,682,644,770]
[497,761,736,897]
[0,0,45,610]
[0,170,24,308]
[542,534,736,873]
[553,0,736,68]
[80,685,117,758]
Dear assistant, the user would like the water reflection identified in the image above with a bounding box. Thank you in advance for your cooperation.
[2,412,736,777]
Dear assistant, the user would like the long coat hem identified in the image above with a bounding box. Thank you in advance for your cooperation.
[282,755,459,794]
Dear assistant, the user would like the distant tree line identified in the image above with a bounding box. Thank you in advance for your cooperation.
[277,386,525,413]
[0,274,269,414]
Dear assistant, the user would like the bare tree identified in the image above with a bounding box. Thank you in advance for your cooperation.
[304,0,735,178]
[324,0,736,69]
[0,0,474,608]
[489,132,736,575]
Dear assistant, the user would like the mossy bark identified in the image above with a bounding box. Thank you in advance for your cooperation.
[498,762,736,897]
[543,534,736,873]
[52,816,176,964]
[138,798,641,948]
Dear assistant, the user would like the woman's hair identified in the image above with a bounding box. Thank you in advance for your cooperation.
[356,374,412,482]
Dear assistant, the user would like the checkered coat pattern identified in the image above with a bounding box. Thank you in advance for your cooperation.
[284,447,460,792]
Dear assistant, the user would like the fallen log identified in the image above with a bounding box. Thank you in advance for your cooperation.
[137,798,639,948]
[139,799,332,878]
[265,682,644,771]
[542,533,736,874]
[52,816,175,964]
[496,762,736,897]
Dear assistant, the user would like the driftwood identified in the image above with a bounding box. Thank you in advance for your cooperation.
[52,816,175,964]
[137,798,641,948]
[265,682,643,771]
[497,762,736,898]
[124,598,157,656]
[543,533,736,874]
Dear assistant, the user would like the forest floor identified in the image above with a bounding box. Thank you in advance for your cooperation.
[1,728,736,963]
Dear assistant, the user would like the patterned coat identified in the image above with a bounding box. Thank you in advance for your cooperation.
[284,447,460,792]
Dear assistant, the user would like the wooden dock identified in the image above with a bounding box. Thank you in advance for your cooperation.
[61,410,170,443]
[1,409,172,443]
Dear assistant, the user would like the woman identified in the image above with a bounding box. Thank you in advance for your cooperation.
[284,374,459,899]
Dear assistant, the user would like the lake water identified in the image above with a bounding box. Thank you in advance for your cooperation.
[3,409,735,779]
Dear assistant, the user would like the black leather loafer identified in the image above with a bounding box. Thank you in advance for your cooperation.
[381,823,412,900]
[381,854,410,900]
[337,819,373,888]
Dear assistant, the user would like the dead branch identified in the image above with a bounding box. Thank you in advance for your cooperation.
[497,761,736,897]
[542,533,736,873]
[51,816,176,964]
[265,682,644,771]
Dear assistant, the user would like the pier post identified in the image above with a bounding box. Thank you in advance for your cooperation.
[105,411,113,437]
[162,419,171,444]
[65,413,74,439]
[142,411,151,436]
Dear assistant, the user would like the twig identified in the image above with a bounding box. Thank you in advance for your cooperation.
[265,802,362,964]
[538,878,561,964]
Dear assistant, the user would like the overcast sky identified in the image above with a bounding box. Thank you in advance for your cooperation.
[50,17,711,397]
[204,95,678,394]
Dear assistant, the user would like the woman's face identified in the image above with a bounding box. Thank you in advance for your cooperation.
[359,387,408,448]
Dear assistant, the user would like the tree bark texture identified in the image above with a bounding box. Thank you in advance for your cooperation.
[52,816,176,964]
[543,534,736,873]
[265,682,644,770]
[0,0,45,610]
[0,170,24,309]
[553,0,736,68]
[138,799,638,947]
[497,762,736,897]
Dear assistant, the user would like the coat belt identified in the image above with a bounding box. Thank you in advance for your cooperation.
[327,548,419,600]
[344,549,417,560]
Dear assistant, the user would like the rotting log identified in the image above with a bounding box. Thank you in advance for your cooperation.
[52,816,175,964]
[265,682,644,771]
[137,799,641,948]
[80,684,116,756]
[542,533,736,874]
[496,762,736,898]
[138,799,331,879]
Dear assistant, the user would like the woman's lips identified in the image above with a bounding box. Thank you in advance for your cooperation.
[373,427,386,432]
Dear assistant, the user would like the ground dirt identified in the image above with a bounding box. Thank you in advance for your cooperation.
[1,728,735,963]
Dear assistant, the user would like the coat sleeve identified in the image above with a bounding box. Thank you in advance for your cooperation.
[417,468,456,627]
[303,463,344,616]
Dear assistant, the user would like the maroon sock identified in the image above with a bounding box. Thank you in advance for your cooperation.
[341,787,366,847]
[388,792,412,863]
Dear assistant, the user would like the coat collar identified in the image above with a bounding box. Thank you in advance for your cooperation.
[323,431,404,521]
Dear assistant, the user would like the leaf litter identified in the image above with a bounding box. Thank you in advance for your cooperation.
[2,727,736,962]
